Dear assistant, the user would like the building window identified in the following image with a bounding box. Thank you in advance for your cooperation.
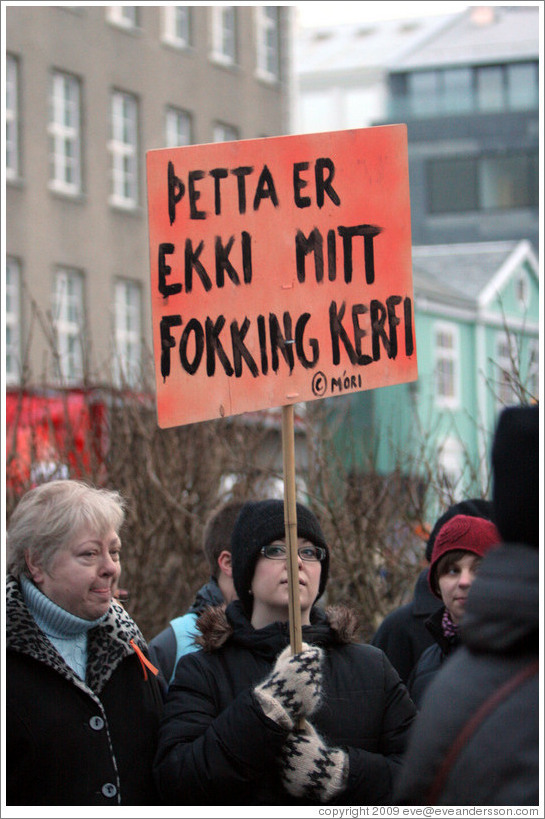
[441,67,473,113]
[428,152,538,214]
[52,268,84,384]
[407,68,473,116]
[165,107,192,147]
[437,436,463,495]
[48,71,82,195]
[109,91,138,208]
[476,65,504,113]
[391,61,538,119]
[434,323,460,408]
[507,62,538,110]
[256,6,280,81]
[114,280,141,386]
[409,71,440,117]
[428,157,478,214]
[213,122,239,143]
[495,333,518,407]
[479,154,538,210]
[107,6,138,29]
[210,6,237,65]
[6,258,21,384]
[163,6,191,47]
[6,54,19,179]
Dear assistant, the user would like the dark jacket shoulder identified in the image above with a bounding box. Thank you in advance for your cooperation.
[395,543,539,806]
[407,607,459,707]
[371,570,441,684]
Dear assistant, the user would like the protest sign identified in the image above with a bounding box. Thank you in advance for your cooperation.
[147,125,417,429]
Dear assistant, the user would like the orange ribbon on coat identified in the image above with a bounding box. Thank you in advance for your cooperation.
[130,639,159,681]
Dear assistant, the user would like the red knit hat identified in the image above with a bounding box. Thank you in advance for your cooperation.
[428,514,500,597]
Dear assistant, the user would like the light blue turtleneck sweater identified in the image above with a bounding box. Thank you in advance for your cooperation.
[20,574,107,681]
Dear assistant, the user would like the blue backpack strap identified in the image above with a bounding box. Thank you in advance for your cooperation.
[168,612,200,684]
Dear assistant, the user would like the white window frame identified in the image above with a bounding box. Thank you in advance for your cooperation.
[165,106,192,148]
[163,6,191,47]
[434,321,460,409]
[114,279,141,387]
[52,268,84,384]
[6,258,22,385]
[109,90,138,209]
[495,331,518,408]
[255,6,280,82]
[213,122,239,143]
[210,6,236,66]
[6,54,19,179]
[437,435,463,495]
[107,6,138,29]
[48,71,82,195]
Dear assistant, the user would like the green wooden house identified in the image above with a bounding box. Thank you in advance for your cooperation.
[326,239,539,514]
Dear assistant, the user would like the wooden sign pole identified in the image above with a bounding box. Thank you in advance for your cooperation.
[282,403,303,656]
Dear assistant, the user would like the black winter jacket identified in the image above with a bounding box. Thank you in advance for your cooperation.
[394,543,539,806]
[407,605,460,707]
[154,600,417,806]
[6,575,164,806]
[371,569,442,684]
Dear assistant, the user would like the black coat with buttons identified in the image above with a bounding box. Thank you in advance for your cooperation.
[6,575,164,806]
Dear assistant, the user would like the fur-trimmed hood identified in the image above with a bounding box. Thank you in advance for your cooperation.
[195,599,360,655]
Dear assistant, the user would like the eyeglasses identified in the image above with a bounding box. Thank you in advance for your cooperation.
[260,542,326,562]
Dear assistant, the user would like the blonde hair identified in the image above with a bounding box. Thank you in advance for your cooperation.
[7,480,126,578]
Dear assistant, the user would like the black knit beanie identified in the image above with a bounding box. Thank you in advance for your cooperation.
[492,404,539,548]
[231,499,330,615]
[426,497,493,563]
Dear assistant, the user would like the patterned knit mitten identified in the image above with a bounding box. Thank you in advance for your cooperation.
[254,643,323,729]
[280,721,348,801]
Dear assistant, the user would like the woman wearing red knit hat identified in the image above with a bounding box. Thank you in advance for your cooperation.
[407,514,500,707]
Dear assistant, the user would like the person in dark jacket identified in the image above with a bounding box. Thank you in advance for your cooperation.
[371,567,442,684]
[407,514,500,707]
[154,499,417,806]
[6,479,164,806]
[371,499,492,684]
[395,404,539,805]
[149,499,243,685]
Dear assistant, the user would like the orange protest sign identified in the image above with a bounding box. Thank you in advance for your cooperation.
[147,125,417,428]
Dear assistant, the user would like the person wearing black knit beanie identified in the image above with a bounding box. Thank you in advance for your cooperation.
[155,498,417,806]
[230,499,330,617]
